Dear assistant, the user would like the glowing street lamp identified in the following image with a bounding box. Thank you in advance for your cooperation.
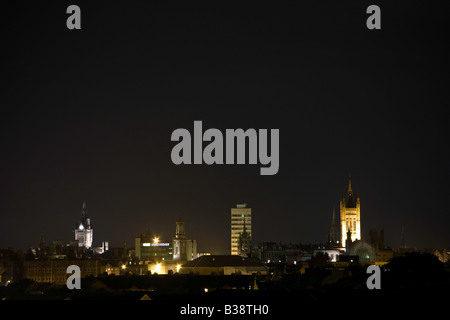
[153,237,160,244]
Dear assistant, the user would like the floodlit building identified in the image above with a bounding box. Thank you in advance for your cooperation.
[432,249,449,263]
[74,202,93,249]
[231,203,252,256]
[340,177,361,247]
[172,219,197,262]
[313,248,342,263]
[135,232,172,261]
[24,259,101,284]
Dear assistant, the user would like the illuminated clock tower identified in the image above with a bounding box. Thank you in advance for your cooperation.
[340,177,361,247]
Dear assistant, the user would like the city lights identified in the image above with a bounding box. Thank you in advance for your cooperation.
[151,263,162,274]
[0,2,448,313]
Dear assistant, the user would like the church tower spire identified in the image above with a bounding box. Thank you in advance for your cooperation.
[331,206,336,225]
[348,174,353,195]
[74,201,93,249]
[328,206,340,248]
[340,176,361,247]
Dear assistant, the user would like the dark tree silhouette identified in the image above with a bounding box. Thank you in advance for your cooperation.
[384,252,447,289]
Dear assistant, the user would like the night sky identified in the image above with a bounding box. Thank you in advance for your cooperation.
[1,1,449,254]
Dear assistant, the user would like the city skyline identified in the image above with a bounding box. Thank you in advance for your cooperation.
[6,174,446,254]
[1,2,449,254]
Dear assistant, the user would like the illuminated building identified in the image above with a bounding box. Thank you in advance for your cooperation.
[339,177,378,262]
[135,232,172,261]
[172,219,197,262]
[231,203,252,256]
[432,249,449,263]
[331,181,394,262]
[24,259,100,284]
[340,177,361,247]
[74,202,93,249]
[313,248,342,262]
[253,242,304,264]
[345,230,376,262]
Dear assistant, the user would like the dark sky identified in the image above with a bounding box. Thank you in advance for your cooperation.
[1,1,449,254]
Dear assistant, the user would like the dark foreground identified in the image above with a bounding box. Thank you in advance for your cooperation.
[2,253,449,317]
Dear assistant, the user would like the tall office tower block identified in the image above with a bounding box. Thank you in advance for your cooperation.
[231,203,252,256]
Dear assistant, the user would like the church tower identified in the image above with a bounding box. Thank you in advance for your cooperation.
[340,176,361,247]
[173,219,197,261]
[74,202,93,249]
[327,206,340,248]
[238,219,252,257]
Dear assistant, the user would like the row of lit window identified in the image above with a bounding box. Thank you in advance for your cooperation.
[27,268,97,274]
[231,240,249,244]
[31,275,96,282]
[346,218,357,232]
[231,236,249,240]
[231,235,251,239]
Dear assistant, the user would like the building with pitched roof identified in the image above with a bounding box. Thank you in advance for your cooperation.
[180,255,268,275]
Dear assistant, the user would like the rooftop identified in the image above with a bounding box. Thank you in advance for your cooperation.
[182,255,264,268]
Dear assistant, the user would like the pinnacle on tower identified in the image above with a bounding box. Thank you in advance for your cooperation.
[328,206,340,248]
[346,174,355,207]
[331,206,336,225]
[176,219,186,239]
[340,176,361,247]
[74,201,93,249]
[400,225,406,248]
[348,174,353,195]
[81,201,88,220]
